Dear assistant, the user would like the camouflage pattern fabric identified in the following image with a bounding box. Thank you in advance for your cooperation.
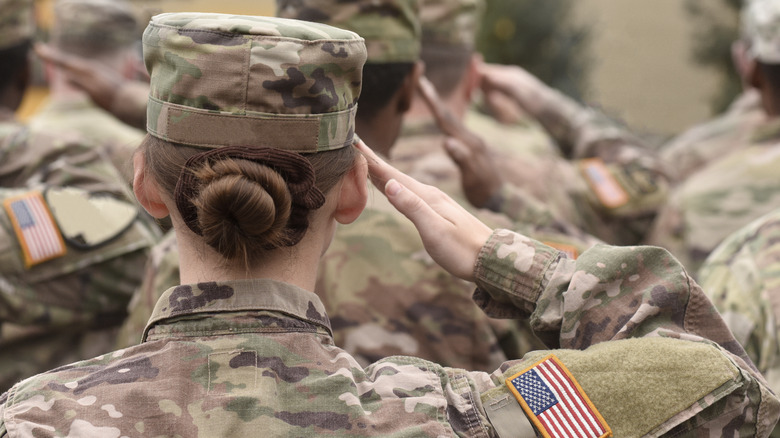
[0,186,159,392]
[143,13,365,152]
[50,0,138,57]
[485,69,671,246]
[660,90,765,181]
[746,0,780,63]
[645,118,780,274]
[27,95,144,184]
[0,113,131,198]
[0,108,158,392]
[699,208,780,405]
[0,0,33,50]
[0,231,777,436]
[419,0,483,50]
[276,0,421,63]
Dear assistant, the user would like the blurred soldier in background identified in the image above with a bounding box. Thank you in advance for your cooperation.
[645,0,780,274]
[693,5,780,438]
[392,0,598,256]
[30,0,145,182]
[660,0,766,181]
[0,0,158,391]
[0,186,157,392]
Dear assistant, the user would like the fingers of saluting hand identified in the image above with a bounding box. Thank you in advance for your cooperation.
[354,140,492,281]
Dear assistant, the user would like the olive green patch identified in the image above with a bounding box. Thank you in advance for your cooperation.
[484,338,741,438]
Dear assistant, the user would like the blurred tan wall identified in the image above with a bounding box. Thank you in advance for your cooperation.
[138,0,274,17]
[574,0,725,137]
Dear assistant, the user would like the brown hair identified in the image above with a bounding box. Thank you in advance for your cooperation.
[139,135,358,264]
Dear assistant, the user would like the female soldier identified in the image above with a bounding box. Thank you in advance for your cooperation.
[0,13,776,438]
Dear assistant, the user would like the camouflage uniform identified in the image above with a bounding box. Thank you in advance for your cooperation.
[486,71,670,247]
[699,209,780,395]
[0,0,158,392]
[645,119,780,274]
[1,13,777,437]
[1,230,778,437]
[29,0,144,183]
[660,89,765,181]
[0,187,157,392]
[645,0,780,274]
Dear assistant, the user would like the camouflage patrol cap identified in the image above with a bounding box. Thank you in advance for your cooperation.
[420,0,483,50]
[744,0,780,63]
[0,0,34,51]
[276,0,420,64]
[143,13,366,151]
[51,0,138,57]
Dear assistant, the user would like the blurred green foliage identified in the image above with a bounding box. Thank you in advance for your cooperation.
[685,0,742,113]
[476,0,591,101]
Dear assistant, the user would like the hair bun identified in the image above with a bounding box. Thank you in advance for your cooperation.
[193,159,293,260]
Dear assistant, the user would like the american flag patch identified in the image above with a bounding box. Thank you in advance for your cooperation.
[4,192,66,268]
[506,354,611,438]
[579,158,629,209]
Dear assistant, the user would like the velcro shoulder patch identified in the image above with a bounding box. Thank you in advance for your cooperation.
[579,158,629,209]
[506,354,611,438]
[3,191,67,268]
[46,188,138,249]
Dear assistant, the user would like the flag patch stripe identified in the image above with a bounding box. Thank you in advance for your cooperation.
[506,354,611,438]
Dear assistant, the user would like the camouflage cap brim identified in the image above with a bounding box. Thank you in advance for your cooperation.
[52,0,139,56]
[143,13,367,152]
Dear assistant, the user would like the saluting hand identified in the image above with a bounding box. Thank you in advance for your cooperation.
[416,76,503,210]
[356,140,492,282]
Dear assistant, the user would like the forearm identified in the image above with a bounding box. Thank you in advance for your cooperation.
[473,229,753,364]
[109,81,149,131]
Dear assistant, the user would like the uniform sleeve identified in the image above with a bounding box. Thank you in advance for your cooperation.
[508,79,670,245]
[465,229,780,437]
[0,392,7,437]
[698,212,780,384]
[109,81,150,131]
[472,229,754,364]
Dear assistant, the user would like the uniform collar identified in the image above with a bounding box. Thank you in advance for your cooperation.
[142,278,332,341]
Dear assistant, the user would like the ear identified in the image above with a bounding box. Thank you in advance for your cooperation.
[334,153,368,225]
[397,60,426,114]
[133,151,170,219]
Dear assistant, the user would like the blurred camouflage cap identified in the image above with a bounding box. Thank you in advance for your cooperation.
[421,0,483,50]
[0,0,34,51]
[744,0,780,63]
[276,0,420,64]
[143,13,366,152]
[51,0,138,56]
